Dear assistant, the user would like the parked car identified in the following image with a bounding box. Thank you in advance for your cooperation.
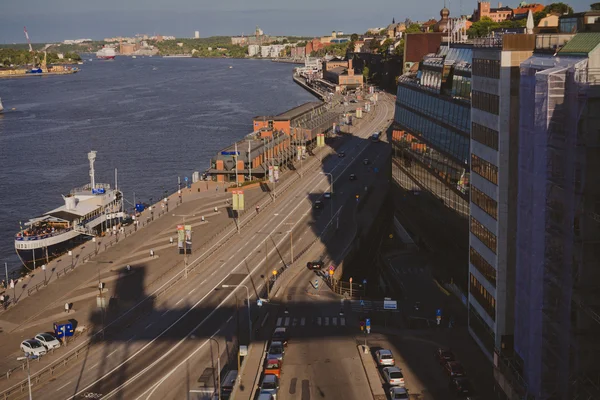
[259,374,279,398]
[449,377,474,397]
[266,341,285,361]
[349,174,357,181]
[338,151,346,158]
[435,348,455,364]
[20,340,47,357]
[375,349,395,366]
[34,333,61,350]
[323,192,332,199]
[272,327,289,347]
[389,387,410,399]
[313,200,323,210]
[264,359,282,378]
[382,366,405,387]
[444,361,466,377]
[257,393,275,400]
[307,261,324,270]
[363,158,370,165]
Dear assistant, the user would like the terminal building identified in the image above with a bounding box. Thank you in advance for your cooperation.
[209,102,339,183]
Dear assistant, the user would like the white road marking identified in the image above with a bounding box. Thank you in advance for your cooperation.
[108,349,119,358]
[188,288,196,295]
[317,317,321,325]
[127,336,136,343]
[175,299,183,306]
[300,318,305,326]
[56,381,72,392]
[284,317,290,327]
[90,363,99,370]
[292,318,297,327]
[341,318,346,326]
[201,279,207,284]
[276,318,282,326]
[226,316,233,323]
[161,310,170,317]
[332,317,337,326]
[145,323,153,329]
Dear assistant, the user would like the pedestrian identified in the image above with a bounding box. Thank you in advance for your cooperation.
[256,205,260,214]
[0,294,4,306]
[214,207,218,212]
[126,264,131,272]
[65,302,69,314]
[150,249,155,258]
[169,237,174,245]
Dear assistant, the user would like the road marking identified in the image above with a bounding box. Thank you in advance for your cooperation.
[188,288,196,295]
[292,318,297,327]
[108,349,119,358]
[90,363,99,370]
[317,317,321,326]
[56,381,72,392]
[284,317,290,327]
[226,316,233,323]
[127,335,136,343]
[341,318,346,326]
[324,317,329,326]
[300,318,305,326]
[276,317,282,327]
[145,323,153,329]
[200,279,207,284]
[161,310,170,317]
[175,299,183,306]
[332,317,337,326]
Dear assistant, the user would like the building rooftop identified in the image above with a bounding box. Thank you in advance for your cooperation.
[558,32,600,55]
[327,66,347,76]
[254,101,325,121]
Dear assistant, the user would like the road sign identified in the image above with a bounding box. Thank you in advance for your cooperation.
[349,277,353,283]
[257,299,263,307]
[360,300,365,307]
[328,269,334,276]
[329,265,334,272]
[366,327,371,334]
[436,316,441,325]
[239,345,248,356]
[365,318,371,327]
[363,279,367,285]
[184,177,188,182]
[436,309,442,317]
[272,269,277,276]
[383,300,397,310]
[374,167,379,173]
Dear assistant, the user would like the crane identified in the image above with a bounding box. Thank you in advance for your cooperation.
[24,26,36,69]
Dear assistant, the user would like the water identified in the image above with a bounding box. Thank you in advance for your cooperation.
[0,57,314,275]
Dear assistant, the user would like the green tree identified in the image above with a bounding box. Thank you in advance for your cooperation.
[467,16,499,38]
[591,2,600,10]
[533,11,547,26]
[379,29,388,36]
[296,41,307,47]
[544,2,574,14]
[393,39,405,56]
[351,33,359,41]
[379,38,395,56]
[405,23,422,34]
[362,66,370,83]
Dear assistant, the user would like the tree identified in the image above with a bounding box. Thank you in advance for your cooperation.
[405,23,422,34]
[379,29,388,36]
[544,2,574,15]
[362,66,370,84]
[591,2,600,10]
[379,38,395,56]
[351,33,359,41]
[533,11,547,26]
[393,39,405,56]
[467,16,498,38]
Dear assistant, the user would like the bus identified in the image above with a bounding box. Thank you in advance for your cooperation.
[371,131,381,142]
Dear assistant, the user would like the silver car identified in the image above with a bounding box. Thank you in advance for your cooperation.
[382,366,405,387]
[260,374,279,398]
[35,333,61,350]
[266,341,284,361]
[375,349,395,366]
[20,339,47,357]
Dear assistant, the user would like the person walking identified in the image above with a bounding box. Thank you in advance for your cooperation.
[65,302,70,314]
[169,237,174,245]
[256,205,260,214]
[126,264,131,272]
[150,249,155,258]
[0,294,4,307]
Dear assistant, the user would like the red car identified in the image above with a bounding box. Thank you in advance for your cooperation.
[444,361,466,377]
[435,348,455,364]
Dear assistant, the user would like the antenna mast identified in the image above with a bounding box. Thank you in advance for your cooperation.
[88,151,97,189]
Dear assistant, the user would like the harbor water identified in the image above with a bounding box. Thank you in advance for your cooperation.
[0,56,315,275]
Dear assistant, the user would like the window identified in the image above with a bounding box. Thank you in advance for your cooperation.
[471,154,498,184]
[471,122,498,150]
[470,273,496,320]
[470,216,497,253]
[470,247,496,287]
[472,90,499,115]
[471,186,497,219]
[472,58,500,79]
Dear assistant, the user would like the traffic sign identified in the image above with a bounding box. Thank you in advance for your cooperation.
[365,318,371,327]
[257,299,263,307]
[363,279,367,285]
[366,327,371,334]
[328,269,334,276]
[360,300,365,307]
[184,177,188,182]
[383,300,397,310]
[436,309,442,317]
[329,265,335,272]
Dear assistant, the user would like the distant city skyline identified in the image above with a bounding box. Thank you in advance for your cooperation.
[0,0,593,43]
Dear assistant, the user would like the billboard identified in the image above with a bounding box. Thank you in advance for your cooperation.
[268,166,274,183]
[232,190,245,211]
[274,166,279,182]
[177,225,185,250]
[185,225,192,254]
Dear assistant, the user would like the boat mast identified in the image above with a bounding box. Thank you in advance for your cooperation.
[88,151,97,189]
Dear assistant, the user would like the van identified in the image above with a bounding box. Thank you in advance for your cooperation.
[220,370,238,398]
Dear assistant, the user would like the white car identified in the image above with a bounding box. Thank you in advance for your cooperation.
[389,387,409,399]
[382,366,405,387]
[35,333,61,350]
[375,349,395,366]
[20,339,47,357]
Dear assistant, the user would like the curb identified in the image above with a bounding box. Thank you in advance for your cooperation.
[355,344,385,400]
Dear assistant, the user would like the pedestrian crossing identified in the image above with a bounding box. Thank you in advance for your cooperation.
[395,267,425,275]
[349,300,400,313]
[275,316,346,328]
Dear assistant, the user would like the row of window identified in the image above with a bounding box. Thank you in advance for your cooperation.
[471,154,498,185]
[395,104,470,163]
[468,305,496,355]
[470,273,496,320]
[472,58,500,79]
[471,185,498,220]
[472,90,500,115]
[452,75,471,100]
[471,122,499,151]
[470,216,497,253]
[397,85,471,132]
[470,246,497,287]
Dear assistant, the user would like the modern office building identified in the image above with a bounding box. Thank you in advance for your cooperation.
[494,32,600,400]
[467,34,535,366]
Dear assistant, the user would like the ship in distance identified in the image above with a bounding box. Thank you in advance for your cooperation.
[14,151,125,270]
[96,47,116,60]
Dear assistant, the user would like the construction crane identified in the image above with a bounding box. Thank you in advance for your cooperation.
[23,26,36,68]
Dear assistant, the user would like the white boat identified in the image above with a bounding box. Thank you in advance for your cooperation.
[14,151,124,269]
[132,55,137,59]
[0,97,4,113]
[96,47,117,60]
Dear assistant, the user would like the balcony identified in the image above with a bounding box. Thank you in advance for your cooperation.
[535,34,575,53]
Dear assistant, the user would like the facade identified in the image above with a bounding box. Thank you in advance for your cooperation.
[290,46,306,58]
[559,10,600,34]
[497,33,600,400]
[467,34,535,370]
[473,2,513,22]
[322,59,363,88]
[248,45,260,57]
[402,33,444,73]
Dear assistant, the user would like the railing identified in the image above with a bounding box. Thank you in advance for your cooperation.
[15,228,73,241]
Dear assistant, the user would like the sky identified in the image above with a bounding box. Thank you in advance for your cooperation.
[0,0,594,43]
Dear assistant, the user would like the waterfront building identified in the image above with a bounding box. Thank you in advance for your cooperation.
[322,59,363,89]
[248,45,260,57]
[491,33,600,400]
[467,33,535,373]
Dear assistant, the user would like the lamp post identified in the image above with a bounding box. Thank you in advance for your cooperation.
[92,236,98,255]
[41,264,47,285]
[68,250,73,269]
[17,355,37,400]
[208,338,221,400]
[222,284,251,342]
[173,214,195,278]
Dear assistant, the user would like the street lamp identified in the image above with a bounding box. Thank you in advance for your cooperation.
[68,250,73,269]
[92,236,98,255]
[208,338,221,400]
[41,264,47,285]
[221,284,251,342]
[17,355,37,400]
[173,214,195,278]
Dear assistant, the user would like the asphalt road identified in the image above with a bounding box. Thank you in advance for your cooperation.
[16,96,395,400]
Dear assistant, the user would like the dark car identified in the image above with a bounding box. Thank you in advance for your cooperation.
[363,159,369,165]
[436,348,455,364]
[272,327,289,347]
[307,261,324,270]
[349,174,357,181]
[338,151,346,158]
[313,200,323,210]
[444,361,466,377]
[449,377,474,397]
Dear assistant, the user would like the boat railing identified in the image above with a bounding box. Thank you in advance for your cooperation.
[15,227,73,241]
[70,182,112,194]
